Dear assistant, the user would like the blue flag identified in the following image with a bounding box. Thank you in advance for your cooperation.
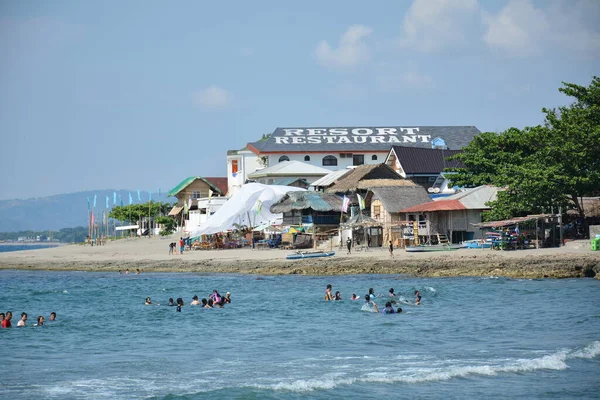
[137,190,141,201]
[158,188,161,197]
[106,195,109,209]
[87,197,90,210]
[129,192,133,205]
[93,194,97,208]
[113,191,117,205]
[119,195,123,207]
[148,190,152,201]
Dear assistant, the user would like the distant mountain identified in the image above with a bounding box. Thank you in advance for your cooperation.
[0,190,172,232]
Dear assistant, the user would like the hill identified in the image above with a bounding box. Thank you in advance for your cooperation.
[0,190,171,232]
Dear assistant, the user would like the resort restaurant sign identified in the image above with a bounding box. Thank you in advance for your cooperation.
[273,127,431,145]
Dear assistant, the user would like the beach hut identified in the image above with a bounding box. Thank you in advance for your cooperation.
[270,191,343,248]
[398,185,500,244]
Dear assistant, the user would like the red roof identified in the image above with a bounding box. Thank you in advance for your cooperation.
[399,199,466,213]
[204,177,228,195]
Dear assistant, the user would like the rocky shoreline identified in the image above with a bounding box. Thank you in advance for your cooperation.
[2,252,599,279]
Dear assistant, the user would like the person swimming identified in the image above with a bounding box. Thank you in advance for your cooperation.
[382,302,395,314]
[334,291,342,301]
[34,315,44,326]
[324,284,333,301]
[396,307,403,313]
[415,290,422,305]
[176,298,183,312]
[389,288,397,297]
[363,294,379,313]
[190,295,200,305]
[202,298,211,308]
[224,292,231,304]
[368,288,376,298]
[145,297,152,305]
[168,298,175,306]
[351,294,360,300]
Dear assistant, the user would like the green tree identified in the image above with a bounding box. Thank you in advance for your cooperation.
[156,216,176,236]
[449,76,600,221]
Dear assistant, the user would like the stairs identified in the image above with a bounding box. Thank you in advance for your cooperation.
[437,234,449,245]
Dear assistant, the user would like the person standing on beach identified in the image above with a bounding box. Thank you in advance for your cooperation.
[168,242,173,255]
[346,237,352,254]
[389,241,394,258]
[179,238,185,254]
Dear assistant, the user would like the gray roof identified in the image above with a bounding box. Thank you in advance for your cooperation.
[310,169,352,188]
[247,161,331,179]
[249,126,481,153]
[435,185,499,208]
[270,191,343,213]
[371,186,432,213]
[390,146,465,174]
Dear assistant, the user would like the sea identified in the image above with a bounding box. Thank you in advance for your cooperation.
[0,270,599,399]
[0,244,59,253]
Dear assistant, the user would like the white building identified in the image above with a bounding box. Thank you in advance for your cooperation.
[226,146,262,196]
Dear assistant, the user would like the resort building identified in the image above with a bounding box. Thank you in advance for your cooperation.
[247,126,480,172]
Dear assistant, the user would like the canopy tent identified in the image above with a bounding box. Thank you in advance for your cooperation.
[472,214,554,228]
[189,183,305,237]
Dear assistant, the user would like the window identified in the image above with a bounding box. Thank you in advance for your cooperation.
[231,160,238,174]
[340,153,352,158]
[279,155,290,162]
[374,205,381,218]
[372,155,378,161]
[267,178,274,184]
[353,154,364,166]
[322,155,338,166]
[304,155,310,161]
[192,191,201,199]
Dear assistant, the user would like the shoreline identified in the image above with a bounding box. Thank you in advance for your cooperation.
[0,236,599,279]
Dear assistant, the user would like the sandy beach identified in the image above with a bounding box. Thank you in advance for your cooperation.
[1,235,599,279]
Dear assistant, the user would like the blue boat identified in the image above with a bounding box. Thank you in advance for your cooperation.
[286,251,335,260]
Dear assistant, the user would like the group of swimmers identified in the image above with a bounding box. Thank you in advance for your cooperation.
[144,290,231,311]
[118,268,141,275]
[1,311,56,328]
[325,284,422,313]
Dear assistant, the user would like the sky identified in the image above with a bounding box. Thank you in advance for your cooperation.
[0,0,598,200]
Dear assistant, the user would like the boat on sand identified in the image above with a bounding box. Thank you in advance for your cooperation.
[286,250,336,260]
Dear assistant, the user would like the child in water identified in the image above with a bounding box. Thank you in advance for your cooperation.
[415,290,421,305]
[334,291,342,301]
[382,302,395,314]
[324,284,333,301]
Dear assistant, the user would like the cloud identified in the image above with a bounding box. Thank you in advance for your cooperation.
[315,25,372,69]
[191,86,231,110]
[483,0,600,57]
[398,0,481,53]
[376,70,435,93]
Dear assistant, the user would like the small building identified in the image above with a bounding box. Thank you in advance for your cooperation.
[226,146,263,196]
[398,185,500,244]
[167,176,228,230]
[369,185,433,246]
[385,145,464,190]
[247,160,331,185]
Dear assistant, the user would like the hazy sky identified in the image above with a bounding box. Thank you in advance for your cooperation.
[1,0,598,200]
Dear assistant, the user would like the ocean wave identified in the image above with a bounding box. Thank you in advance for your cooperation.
[255,341,600,392]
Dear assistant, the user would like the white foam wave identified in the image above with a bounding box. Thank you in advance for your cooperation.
[424,286,436,292]
[257,377,355,392]
[256,341,600,392]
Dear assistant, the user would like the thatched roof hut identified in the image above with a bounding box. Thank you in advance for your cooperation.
[270,191,343,213]
[325,163,408,193]
[567,197,600,218]
[370,186,431,213]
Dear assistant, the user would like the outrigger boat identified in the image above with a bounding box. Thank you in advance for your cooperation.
[286,250,336,260]
[405,244,461,253]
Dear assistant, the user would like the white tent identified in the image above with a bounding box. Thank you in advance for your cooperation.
[189,183,305,237]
